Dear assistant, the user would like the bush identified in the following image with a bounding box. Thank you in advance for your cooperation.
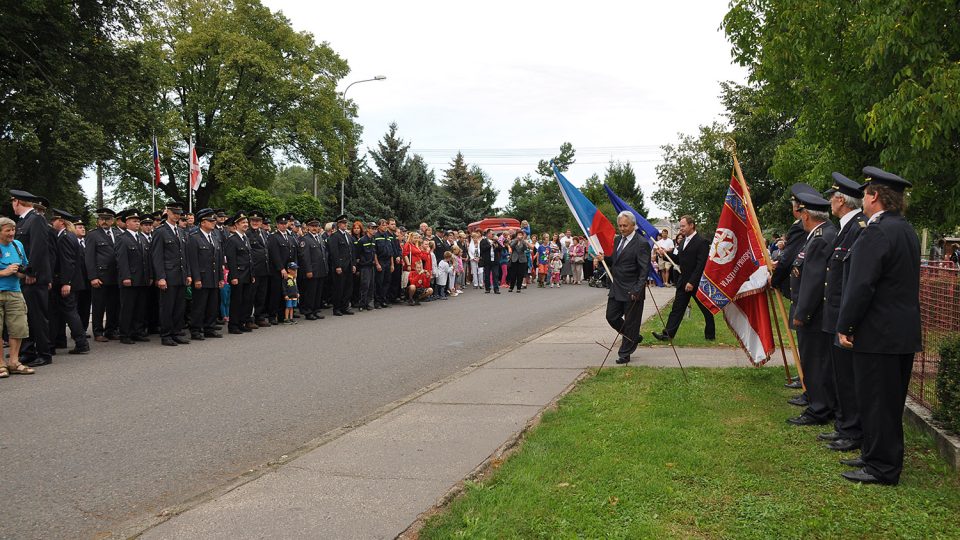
[935,335,960,434]
[223,187,284,218]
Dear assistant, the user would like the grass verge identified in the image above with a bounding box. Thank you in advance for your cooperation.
[639,296,793,349]
[420,367,960,539]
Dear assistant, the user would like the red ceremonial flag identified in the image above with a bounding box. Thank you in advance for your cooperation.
[152,135,162,186]
[189,138,202,192]
[696,174,775,365]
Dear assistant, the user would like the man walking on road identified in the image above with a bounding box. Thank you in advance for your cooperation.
[597,211,650,364]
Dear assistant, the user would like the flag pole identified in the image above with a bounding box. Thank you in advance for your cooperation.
[188,136,193,215]
[725,139,804,387]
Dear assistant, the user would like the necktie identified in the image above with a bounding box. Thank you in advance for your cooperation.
[108,229,115,244]
[79,239,85,249]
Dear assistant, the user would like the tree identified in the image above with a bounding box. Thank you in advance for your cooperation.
[603,161,650,217]
[343,151,391,222]
[505,143,579,233]
[284,194,324,222]
[435,152,498,229]
[224,186,284,218]
[368,123,438,227]
[109,0,354,209]
[654,123,731,232]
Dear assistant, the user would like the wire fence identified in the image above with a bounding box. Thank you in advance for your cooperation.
[914,261,960,412]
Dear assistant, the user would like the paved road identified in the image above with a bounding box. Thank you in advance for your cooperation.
[0,284,606,539]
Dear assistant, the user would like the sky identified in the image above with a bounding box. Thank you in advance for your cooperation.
[261,0,748,217]
[83,1,747,217]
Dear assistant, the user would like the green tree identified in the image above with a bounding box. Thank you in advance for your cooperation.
[603,161,650,217]
[284,194,324,222]
[436,152,498,229]
[224,186,284,217]
[273,165,315,199]
[654,123,730,231]
[505,143,579,233]
[110,0,353,209]
[343,151,391,222]
[368,123,438,227]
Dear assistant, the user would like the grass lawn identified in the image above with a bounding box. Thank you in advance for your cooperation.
[421,368,960,539]
[639,295,793,349]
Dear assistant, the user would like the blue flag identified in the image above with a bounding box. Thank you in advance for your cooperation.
[604,185,664,287]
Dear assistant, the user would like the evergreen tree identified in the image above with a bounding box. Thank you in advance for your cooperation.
[436,152,498,229]
[368,123,439,227]
[604,161,650,217]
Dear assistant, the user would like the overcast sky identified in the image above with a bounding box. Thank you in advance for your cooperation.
[262,0,747,217]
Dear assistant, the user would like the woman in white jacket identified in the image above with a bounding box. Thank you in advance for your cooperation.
[468,232,483,288]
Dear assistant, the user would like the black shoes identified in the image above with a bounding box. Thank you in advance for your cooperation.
[840,456,866,468]
[68,344,91,355]
[818,431,842,441]
[342,309,355,315]
[120,337,135,345]
[652,331,670,342]
[132,335,150,342]
[787,395,809,407]
[841,468,895,485]
[204,331,223,338]
[191,333,206,341]
[615,356,631,364]
[161,337,178,346]
[22,356,52,367]
[826,438,861,452]
[784,380,803,389]
[228,328,243,334]
[786,414,828,426]
[172,336,190,345]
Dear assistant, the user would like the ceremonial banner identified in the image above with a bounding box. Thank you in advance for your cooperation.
[189,138,202,192]
[552,165,615,256]
[696,175,774,365]
[604,184,663,286]
[152,136,162,186]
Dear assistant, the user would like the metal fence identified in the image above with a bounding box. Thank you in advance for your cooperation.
[913,261,960,412]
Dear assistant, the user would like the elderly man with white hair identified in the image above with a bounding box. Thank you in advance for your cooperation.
[595,210,650,364]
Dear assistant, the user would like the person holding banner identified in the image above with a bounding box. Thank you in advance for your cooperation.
[654,215,714,342]
[597,211,650,365]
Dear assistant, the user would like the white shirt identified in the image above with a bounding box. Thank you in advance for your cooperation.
[681,231,697,250]
[839,209,862,231]
[618,231,637,253]
[17,208,34,219]
[868,210,885,224]
[656,238,675,252]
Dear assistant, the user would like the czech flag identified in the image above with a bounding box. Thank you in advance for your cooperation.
[552,164,615,256]
[604,185,663,286]
[152,135,162,186]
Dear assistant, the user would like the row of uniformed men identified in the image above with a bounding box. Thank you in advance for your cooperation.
[771,166,921,486]
[9,192,407,361]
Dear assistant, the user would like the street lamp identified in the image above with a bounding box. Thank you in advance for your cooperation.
[341,75,387,215]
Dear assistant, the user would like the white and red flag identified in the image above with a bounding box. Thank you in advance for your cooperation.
[696,175,775,365]
[189,138,202,191]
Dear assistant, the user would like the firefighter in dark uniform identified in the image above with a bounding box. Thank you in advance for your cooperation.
[151,201,191,346]
[836,167,921,485]
[49,208,90,354]
[186,208,223,340]
[327,215,355,315]
[819,173,868,452]
[785,189,837,428]
[267,214,295,323]
[246,210,272,327]
[140,213,161,334]
[373,219,394,309]
[85,207,121,343]
[73,215,92,340]
[224,212,256,334]
[11,190,54,366]
[297,217,327,320]
[388,219,403,303]
[115,209,152,344]
[355,222,379,311]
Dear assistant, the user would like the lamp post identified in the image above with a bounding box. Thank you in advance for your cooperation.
[341,75,386,215]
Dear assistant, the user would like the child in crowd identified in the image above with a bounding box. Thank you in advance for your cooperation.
[550,252,563,287]
[436,251,453,299]
[283,262,300,324]
[451,245,464,296]
[407,260,433,305]
[536,239,550,288]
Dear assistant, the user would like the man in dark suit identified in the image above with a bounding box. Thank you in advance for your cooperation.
[327,214,356,315]
[115,209,153,344]
[785,190,838,428]
[151,201,191,346]
[85,207,121,342]
[246,210,272,326]
[224,212,256,334]
[837,167,921,486]
[186,208,223,340]
[298,217,328,319]
[654,215,713,342]
[819,173,868,451]
[478,229,501,293]
[598,211,650,364]
[11,190,54,366]
[73,217,92,339]
[49,208,90,355]
[267,214,296,322]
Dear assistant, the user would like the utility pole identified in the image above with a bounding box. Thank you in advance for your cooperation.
[96,161,104,209]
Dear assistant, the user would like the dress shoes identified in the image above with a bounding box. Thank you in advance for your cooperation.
[228,328,243,335]
[493,290,500,294]
[840,456,866,468]
[652,331,670,342]
[784,380,803,389]
[94,335,109,343]
[161,337,178,346]
[204,331,223,338]
[305,314,317,320]
[615,356,631,365]
[817,431,842,441]
[132,335,150,342]
[172,336,191,345]
[68,343,90,354]
[244,322,258,330]
[341,309,355,315]
[841,468,894,485]
[787,395,809,407]
[333,310,343,316]
[24,356,52,367]
[826,438,861,452]
[240,326,252,332]
[786,414,828,426]
[120,337,136,345]
[256,320,271,328]
[191,333,206,341]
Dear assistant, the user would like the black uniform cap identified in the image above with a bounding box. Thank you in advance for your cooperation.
[50,208,78,222]
[824,172,864,199]
[35,196,50,209]
[225,211,247,226]
[214,208,228,218]
[9,189,36,202]
[275,213,289,224]
[140,215,154,225]
[248,209,265,220]
[305,217,321,225]
[861,166,912,193]
[263,217,271,225]
[793,191,831,212]
[195,207,216,221]
[165,200,185,214]
[124,209,142,221]
[94,207,117,218]
[335,214,348,222]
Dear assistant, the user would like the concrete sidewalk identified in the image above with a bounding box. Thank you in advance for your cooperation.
[138,287,756,539]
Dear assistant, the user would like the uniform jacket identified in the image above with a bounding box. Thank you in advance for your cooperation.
[374,230,393,266]
[75,236,89,291]
[298,233,328,278]
[53,229,84,288]
[675,232,709,289]
[821,211,867,335]
[327,228,354,271]
[355,234,377,266]
[151,221,190,285]
[789,221,837,330]
[116,230,152,287]
[247,227,270,276]
[267,231,295,273]
[186,229,222,286]
[84,226,119,285]
[772,220,804,298]
[15,209,52,284]
[836,211,921,354]
[225,232,254,283]
[608,233,650,302]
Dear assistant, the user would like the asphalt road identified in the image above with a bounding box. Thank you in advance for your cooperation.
[0,283,606,539]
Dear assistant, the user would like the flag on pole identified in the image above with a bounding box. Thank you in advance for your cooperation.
[189,138,202,192]
[152,136,162,186]
[604,185,664,287]
[696,174,775,365]
[552,164,615,256]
